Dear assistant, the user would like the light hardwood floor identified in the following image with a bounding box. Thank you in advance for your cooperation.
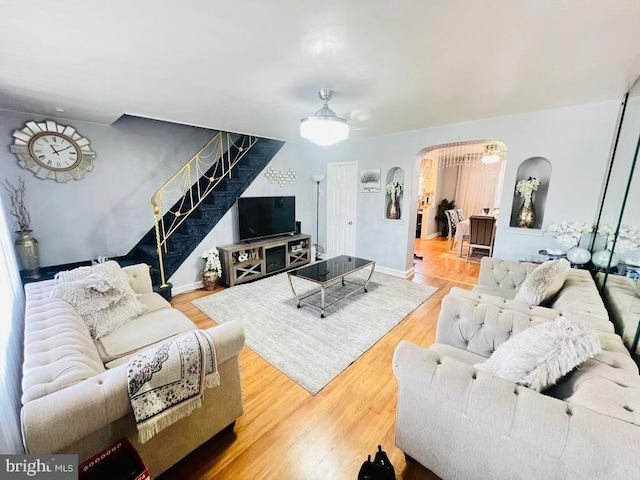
[160,237,480,480]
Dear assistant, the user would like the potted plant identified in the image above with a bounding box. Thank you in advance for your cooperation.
[435,198,456,236]
[201,247,222,290]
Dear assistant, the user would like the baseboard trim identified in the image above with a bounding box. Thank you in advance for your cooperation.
[172,281,204,295]
[376,265,415,279]
[171,265,415,294]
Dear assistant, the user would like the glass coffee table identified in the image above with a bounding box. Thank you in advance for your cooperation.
[287,255,376,318]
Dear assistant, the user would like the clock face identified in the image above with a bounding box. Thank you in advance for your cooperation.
[28,133,82,171]
[10,120,96,182]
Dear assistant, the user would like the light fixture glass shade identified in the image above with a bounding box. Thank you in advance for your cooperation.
[480,153,501,164]
[300,90,349,146]
[312,174,325,183]
[301,117,349,146]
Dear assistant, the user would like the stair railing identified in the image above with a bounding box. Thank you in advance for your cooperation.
[151,132,258,286]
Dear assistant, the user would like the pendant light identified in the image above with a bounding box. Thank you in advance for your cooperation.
[481,144,501,164]
[300,90,349,146]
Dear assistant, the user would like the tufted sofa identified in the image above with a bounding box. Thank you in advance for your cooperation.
[21,263,245,478]
[394,257,640,480]
[597,272,640,356]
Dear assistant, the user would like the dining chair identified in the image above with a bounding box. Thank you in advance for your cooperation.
[445,209,458,249]
[466,215,496,262]
[456,208,464,222]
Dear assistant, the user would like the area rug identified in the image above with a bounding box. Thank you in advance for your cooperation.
[192,270,437,394]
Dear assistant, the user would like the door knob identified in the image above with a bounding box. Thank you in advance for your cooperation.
[348,221,353,225]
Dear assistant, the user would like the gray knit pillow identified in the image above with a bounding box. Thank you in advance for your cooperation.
[51,261,147,339]
[515,258,571,306]
[474,316,601,391]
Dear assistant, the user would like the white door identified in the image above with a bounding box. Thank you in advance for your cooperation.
[327,162,357,257]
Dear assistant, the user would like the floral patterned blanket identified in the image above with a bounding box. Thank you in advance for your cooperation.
[127,330,220,443]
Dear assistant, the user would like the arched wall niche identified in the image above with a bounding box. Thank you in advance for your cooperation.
[509,157,552,229]
[385,167,405,219]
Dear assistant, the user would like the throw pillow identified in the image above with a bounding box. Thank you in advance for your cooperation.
[514,258,571,306]
[474,316,601,391]
[51,261,147,339]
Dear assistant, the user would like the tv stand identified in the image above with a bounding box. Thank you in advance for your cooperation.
[217,234,311,286]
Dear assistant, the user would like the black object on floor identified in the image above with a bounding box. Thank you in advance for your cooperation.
[357,446,396,480]
[414,253,423,260]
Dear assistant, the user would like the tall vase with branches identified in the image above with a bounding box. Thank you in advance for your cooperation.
[1,177,40,276]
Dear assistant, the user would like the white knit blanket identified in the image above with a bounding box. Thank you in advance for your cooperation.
[127,330,220,443]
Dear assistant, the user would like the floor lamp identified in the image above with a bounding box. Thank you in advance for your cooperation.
[312,174,325,261]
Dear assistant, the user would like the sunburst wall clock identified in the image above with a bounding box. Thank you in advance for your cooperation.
[10,120,96,183]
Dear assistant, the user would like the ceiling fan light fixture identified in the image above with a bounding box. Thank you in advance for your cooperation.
[481,144,501,164]
[300,90,349,147]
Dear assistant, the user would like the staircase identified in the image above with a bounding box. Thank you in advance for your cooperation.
[125,132,284,289]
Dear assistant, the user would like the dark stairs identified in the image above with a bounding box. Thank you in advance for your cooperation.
[123,135,285,294]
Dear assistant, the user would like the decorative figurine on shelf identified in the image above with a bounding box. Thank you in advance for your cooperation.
[201,247,222,291]
[386,181,403,219]
[515,177,540,228]
[238,251,249,262]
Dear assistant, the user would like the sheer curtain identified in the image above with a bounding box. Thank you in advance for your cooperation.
[454,162,506,218]
[0,195,25,454]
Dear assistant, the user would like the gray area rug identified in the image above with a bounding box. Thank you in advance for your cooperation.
[192,270,437,394]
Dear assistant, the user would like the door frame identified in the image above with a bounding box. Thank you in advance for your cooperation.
[326,161,358,258]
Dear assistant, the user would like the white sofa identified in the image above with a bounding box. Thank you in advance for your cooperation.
[393,258,640,479]
[21,263,245,478]
[598,272,640,356]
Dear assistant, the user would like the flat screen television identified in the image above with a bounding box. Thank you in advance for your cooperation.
[237,196,296,242]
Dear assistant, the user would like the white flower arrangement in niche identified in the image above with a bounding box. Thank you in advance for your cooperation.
[515,177,540,202]
[548,221,594,248]
[386,181,403,197]
[201,247,222,276]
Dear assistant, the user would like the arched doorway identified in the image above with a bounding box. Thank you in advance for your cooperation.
[414,139,508,259]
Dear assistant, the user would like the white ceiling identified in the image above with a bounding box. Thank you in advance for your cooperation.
[1,0,640,142]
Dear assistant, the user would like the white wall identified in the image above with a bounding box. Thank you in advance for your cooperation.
[169,141,326,291]
[0,111,323,292]
[0,99,623,290]
[0,112,216,266]
[312,100,621,272]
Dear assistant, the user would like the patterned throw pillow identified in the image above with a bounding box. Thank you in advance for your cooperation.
[474,316,601,391]
[51,261,147,339]
[514,258,571,306]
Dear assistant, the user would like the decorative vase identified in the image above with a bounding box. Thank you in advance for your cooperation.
[387,195,401,220]
[591,250,619,270]
[202,271,219,291]
[15,230,41,278]
[516,198,536,228]
[566,247,591,266]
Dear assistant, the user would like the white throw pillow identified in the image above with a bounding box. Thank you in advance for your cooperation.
[51,261,147,339]
[474,316,601,392]
[514,258,571,306]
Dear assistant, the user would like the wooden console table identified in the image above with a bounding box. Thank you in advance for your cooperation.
[217,234,311,286]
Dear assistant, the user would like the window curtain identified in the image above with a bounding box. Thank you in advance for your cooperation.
[0,194,25,454]
[454,162,506,218]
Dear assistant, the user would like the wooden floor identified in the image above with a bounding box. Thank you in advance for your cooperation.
[160,237,480,480]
